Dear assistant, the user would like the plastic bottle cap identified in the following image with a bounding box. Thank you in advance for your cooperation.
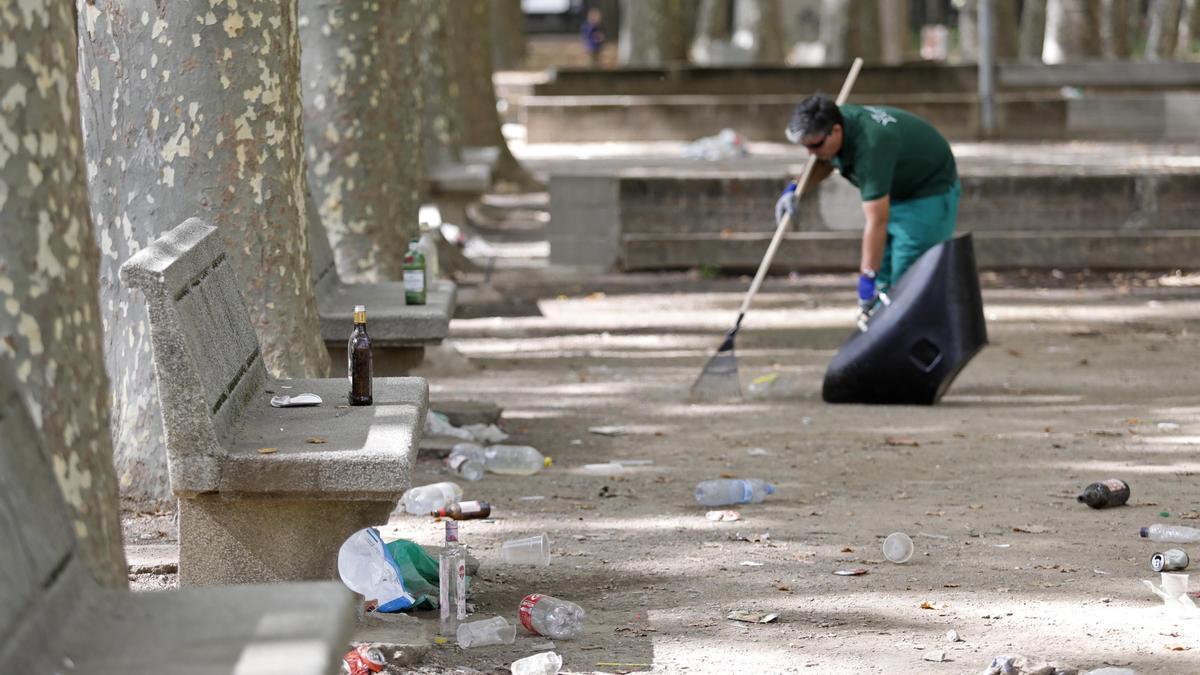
[543,457,553,467]
[1140,527,1150,538]
[765,484,776,495]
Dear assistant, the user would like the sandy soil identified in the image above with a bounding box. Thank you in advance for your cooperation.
[128,262,1200,674]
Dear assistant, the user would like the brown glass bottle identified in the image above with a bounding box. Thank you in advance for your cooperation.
[431,500,492,520]
[348,304,372,406]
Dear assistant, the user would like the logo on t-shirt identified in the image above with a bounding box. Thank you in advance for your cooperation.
[864,106,897,126]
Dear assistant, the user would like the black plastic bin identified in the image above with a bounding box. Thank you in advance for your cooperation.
[822,234,988,405]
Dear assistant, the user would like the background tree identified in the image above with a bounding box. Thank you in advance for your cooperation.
[1180,0,1199,58]
[299,0,422,281]
[619,0,692,65]
[1018,0,1047,61]
[878,0,911,64]
[420,1,464,171]
[1145,0,1184,60]
[1043,0,1101,62]
[3,1,126,587]
[491,0,528,71]
[959,0,1019,61]
[691,0,734,63]
[736,0,786,63]
[454,0,541,190]
[77,0,329,504]
[1099,0,1134,59]
[821,0,880,64]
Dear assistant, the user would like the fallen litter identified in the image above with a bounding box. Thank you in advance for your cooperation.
[1012,525,1052,534]
[726,610,779,624]
[917,532,950,540]
[305,436,327,444]
[1158,421,1181,431]
[706,510,741,522]
[740,560,765,567]
[269,393,322,407]
[747,447,770,456]
[834,568,868,576]
[980,654,1079,675]
[946,629,961,643]
[587,425,627,436]
[884,436,920,447]
[923,650,947,662]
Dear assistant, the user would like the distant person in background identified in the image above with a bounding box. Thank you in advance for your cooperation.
[581,8,605,66]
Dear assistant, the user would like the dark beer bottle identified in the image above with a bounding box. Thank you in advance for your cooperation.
[1077,478,1130,509]
[431,500,492,520]
[348,304,372,406]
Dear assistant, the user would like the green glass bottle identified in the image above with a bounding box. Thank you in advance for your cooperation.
[404,238,426,305]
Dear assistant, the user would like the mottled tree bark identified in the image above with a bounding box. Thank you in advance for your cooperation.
[691,0,733,64]
[1043,0,1101,63]
[618,0,692,66]
[299,0,422,281]
[453,0,540,190]
[1180,0,1199,58]
[960,0,1019,61]
[1,1,126,587]
[419,1,463,170]
[736,0,787,63]
[77,0,329,503]
[1018,0,1047,61]
[491,0,527,70]
[1099,0,1133,60]
[1145,0,1183,60]
[877,0,910,64]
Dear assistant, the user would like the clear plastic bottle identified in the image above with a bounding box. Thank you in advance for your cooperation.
[693,478,775,507]
[518,594,585,639]
[456,616,515,648]
[446,443,486,481]
[417,227,440,286]
[510,651,563,675]
[403,481,463,514]
[484,445,550,476]
[1140,523,1200,544]
[439,521,467,633]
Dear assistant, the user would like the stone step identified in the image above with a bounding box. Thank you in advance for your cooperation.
[619,230,1200,272]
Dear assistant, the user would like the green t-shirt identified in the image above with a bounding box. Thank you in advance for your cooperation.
[830,104,957,203]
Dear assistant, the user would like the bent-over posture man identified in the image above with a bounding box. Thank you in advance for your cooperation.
[776,95,960,315]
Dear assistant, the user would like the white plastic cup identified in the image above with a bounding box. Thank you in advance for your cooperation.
[883,532,914,564]
[457,616,517,648]
[1161,572,1190,599]
[500,533,551,566]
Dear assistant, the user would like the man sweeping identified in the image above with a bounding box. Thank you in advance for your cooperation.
[775,95,960,318]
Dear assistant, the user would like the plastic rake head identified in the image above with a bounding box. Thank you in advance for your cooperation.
[689,343,742,402]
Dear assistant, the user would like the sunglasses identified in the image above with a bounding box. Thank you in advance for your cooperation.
[802,134,828,150]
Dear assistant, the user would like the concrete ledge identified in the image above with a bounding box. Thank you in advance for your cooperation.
[319,280,456,346]
[620,230,1200,272]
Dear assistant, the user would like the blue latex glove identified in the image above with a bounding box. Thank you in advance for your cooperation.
[857,271,877,312]
[774,182,797,225]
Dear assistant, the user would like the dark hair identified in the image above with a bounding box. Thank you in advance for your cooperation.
[785,94,842,144]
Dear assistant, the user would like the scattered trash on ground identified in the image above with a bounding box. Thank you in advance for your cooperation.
[1157,421,1181,431]
[884,436,920,447]
[695,478,776,506]
[979,654,1079,675]
[923,650,947,662]
[1140,523,1200,543]
[706,510,741,522]
[747,447,770,456]
[402,482,463,515]
[1150,548,1189,572]
[726,610,779,624]
[510,651,562,675]
[337,528,440,612]
[587,425,626,436]
[1077,479,1130,509]
[520,594,586,639]
[501,534,552,566]
[745,372,802,399]
[269,393,322,407]
[740,560,764,567]
[834,568,868,576]
[683,128,748,161]
[341,644,386,674]
[883,532,914,563]
[457,616,516,648]
[946,629,962,643]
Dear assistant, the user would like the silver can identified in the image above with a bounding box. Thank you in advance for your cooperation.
[1150,548,1189,572]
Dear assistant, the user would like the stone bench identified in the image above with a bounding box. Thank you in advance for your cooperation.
[0,363,355,673]
[122,219,428,585]
[308,206,456,376]
[425,146,500,224]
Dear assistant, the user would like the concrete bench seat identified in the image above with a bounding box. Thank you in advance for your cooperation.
[122,219,428,585]
[309,205,456,375]
[0,365,354,674]
[425,146,500,223]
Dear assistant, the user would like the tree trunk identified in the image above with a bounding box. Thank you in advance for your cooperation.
[1145,0,1183,60]
[78,0,330,504]
[420,1,464,170]
[299,0,421,281]
[691,0,734,63]
[992,0,1020,60]
[618,0,692,66]
[878,0,910,64]
[959,0,980,61]
[1180,0,1199,58]
[1099,0,1133,59]
[491,0,527,70]
[821,0,880,64]
[453,0,541,190]
[1018,0,1047,61]
[1043,0,1101,63]
[736,0,787,63]
[2,1,126,587]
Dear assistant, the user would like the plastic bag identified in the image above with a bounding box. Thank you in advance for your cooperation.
[337,527,441,611]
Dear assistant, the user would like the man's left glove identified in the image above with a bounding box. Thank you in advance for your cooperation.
[774,182,797,225]
[857,270,877,313]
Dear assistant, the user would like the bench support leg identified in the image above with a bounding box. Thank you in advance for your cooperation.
[178,496,393,585]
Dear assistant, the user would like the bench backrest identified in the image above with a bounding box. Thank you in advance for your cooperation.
[120,219,268,494]
[0,365,82,650]
[307,192,341,295]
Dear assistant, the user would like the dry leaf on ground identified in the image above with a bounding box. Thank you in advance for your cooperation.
[257,447,278,454]
[885,436,920,447]
[305,436,327,444]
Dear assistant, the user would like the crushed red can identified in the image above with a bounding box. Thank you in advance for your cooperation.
[341,644,386,675]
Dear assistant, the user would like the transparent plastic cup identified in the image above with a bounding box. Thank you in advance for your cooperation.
[501,534,551,566]
[457,616,517,648]
[883,532,914,563]
[1161,572,1190,600]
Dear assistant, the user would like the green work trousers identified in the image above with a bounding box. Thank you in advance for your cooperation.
[877,180,961,291]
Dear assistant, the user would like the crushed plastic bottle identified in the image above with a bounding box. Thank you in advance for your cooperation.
[447,442,486,481]
[519,594,586,639]
[694,478,775,507]
[402,481,463,514]
[1140,523,1200,544]
[484,445,550,476]
[510,651,563,675]
[456,616,516,648]
[682,128,749,161]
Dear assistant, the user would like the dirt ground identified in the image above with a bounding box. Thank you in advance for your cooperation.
[123,142,1200,673]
